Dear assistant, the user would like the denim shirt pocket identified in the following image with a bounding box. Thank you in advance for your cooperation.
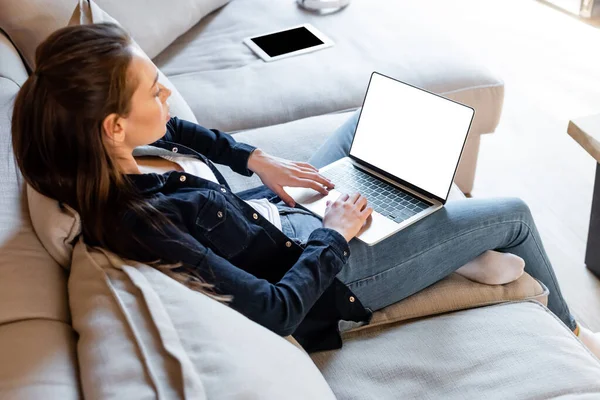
[195,191,252,258]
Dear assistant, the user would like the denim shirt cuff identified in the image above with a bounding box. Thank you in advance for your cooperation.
[307,228,351,263]
[232,142,257,177]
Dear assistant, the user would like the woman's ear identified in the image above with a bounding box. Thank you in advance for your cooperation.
[102,113,126,143]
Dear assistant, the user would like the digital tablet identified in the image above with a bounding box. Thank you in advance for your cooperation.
[243,23,334,62]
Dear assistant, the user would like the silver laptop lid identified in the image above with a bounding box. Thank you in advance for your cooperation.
[349,72,475,202]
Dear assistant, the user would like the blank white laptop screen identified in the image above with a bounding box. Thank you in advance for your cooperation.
[350,73,475,200]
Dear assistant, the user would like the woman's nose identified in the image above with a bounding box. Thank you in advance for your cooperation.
[161,88,172,103]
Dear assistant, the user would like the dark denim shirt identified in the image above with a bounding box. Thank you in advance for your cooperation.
[117,117,373,353]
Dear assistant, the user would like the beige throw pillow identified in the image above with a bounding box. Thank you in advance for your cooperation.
[0,0,230,69]
[69,239,336,399]
[27,185,80,269]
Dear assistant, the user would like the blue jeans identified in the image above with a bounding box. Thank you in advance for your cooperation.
[279,109,577,331]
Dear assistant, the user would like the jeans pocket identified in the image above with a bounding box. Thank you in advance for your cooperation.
[275,202,317,217]
[280,214,296,239]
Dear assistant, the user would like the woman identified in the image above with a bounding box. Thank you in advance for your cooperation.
[12,23,599,355]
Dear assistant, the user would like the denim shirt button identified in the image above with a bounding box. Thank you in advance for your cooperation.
[252,213,259,220]
[179,175,186,182]
[285,241,292,248]
[217,211,223,218]
[221,187,227,193]
[343,251,348,256]
[349,296,355,303]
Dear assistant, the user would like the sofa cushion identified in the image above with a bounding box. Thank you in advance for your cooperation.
[0,31,80,399]
[0,0,230,69]
[345,272,548,334]
[154,0,504,134]
[312,301,600,399]
[0,35,71,329]
[0,0,75,70]
[68,0,197,123]
[27,185,80,269]
[0,320,80,399]
[69,240,336,399]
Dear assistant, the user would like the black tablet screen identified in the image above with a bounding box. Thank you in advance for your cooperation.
[251,27,324,57]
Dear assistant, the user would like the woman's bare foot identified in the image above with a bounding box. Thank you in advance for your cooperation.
[578,326,600,359]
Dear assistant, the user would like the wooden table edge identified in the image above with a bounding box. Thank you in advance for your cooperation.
[567,116,600,163]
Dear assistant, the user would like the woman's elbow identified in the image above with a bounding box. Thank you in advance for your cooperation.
[270,325,296,337]
[261,317,299,337]
[277,324,299,337]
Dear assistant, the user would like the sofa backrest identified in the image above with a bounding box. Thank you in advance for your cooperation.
[0,31,81,400]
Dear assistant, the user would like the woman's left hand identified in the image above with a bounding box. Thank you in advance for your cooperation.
[247,149,335,207]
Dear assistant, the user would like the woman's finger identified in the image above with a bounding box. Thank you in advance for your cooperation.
[295,170,335,189]
[294,162,319,172]
[337,193,350,203]
[294,165,314,172]
[274,186,296,207]
[294,178,329,195]
[356,195,368,211]
[349,192,361,204]
[361,206,374,218]
[295,166,330,184]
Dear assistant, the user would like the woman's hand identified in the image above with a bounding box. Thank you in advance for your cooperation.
[247,149,334,207]
[322,192,373,242]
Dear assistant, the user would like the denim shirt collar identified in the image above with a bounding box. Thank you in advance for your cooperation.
[126,172,169,195]
[128,139,231,194]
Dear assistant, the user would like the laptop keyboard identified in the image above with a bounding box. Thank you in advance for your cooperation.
[322,164,430,223]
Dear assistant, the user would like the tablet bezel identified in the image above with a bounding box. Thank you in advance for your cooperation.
[243,23,334,62]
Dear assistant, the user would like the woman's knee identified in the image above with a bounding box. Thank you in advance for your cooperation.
[500,197,533,223]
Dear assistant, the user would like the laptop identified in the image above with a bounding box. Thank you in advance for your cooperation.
[283,72,475,246]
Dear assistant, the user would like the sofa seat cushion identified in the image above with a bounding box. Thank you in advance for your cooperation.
[154,0,504,134]
[311,301,600,399]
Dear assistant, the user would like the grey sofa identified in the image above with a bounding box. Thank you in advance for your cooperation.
[1,1,600,398]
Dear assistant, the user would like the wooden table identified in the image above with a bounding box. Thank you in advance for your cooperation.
[568,114,600,278]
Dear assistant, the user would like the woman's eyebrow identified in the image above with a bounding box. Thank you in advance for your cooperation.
[150,71,159,90]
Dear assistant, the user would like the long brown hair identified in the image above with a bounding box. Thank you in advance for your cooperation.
[11,23,229,302]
